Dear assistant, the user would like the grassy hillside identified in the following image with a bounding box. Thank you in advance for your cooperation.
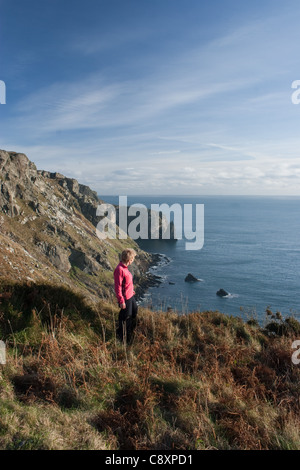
[0,281,300,450]
[0,150,154,304]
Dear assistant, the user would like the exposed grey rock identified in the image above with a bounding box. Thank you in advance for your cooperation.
[36,241,71,273]
[115,206,177,242]
[0,150,38,216]
[69,249,100,275]
[0,148,154,300]
[95,253,111,270]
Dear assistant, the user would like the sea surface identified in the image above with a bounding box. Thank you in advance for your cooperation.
[101,195,300,322]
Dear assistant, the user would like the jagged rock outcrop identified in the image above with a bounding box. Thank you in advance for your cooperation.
[36,241,71,273]
[0,151,38,216]
[69,249,101,275]
[115,206,177,242]
[39,171,101,226]
[0,149,155,302]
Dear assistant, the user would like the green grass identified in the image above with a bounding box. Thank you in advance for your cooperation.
[0,282,300,450]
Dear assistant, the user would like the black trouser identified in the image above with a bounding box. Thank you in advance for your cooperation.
[117,296,138,343]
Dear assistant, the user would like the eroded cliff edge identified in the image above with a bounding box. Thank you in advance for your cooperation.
[0,149,155,303]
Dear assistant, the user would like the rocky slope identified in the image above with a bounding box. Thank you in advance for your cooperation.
[0,150,154,303]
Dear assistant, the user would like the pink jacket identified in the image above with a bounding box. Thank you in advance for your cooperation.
[114,262,135,305]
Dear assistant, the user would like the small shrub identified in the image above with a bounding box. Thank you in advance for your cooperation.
[12,372,57,404]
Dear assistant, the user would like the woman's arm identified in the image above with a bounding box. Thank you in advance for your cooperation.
[114,268,126,309]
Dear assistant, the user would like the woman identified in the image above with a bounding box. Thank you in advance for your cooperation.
[114,248,138,343]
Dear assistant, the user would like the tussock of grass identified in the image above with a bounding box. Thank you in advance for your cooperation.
[0,282,300,450]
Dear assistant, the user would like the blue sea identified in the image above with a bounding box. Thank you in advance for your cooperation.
[101,195,300,322]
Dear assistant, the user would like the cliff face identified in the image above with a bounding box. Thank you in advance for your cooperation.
[0,150,152,302]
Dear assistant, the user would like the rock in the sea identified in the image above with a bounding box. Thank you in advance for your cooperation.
[185,273,199,283]
[216,289,229,297]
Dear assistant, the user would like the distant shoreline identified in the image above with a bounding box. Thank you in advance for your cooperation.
[135,252,171,304]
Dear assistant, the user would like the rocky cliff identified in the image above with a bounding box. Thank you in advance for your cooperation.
[0,150,154,303]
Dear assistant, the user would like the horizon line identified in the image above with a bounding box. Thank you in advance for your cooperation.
[98,194,300,198]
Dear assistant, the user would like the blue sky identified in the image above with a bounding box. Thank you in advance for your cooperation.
[1,0,300,195]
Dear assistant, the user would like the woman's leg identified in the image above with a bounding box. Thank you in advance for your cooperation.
[117,296,138,343]
[129,297,138,342]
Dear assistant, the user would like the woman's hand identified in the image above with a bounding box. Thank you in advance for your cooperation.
[120,302,126,309]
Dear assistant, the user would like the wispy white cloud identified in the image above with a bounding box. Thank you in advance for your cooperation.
[12,73,261,138]
[15,14,290,137]
[4,5,300,195]
[69,27,154,55]
[4,140,299,196]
